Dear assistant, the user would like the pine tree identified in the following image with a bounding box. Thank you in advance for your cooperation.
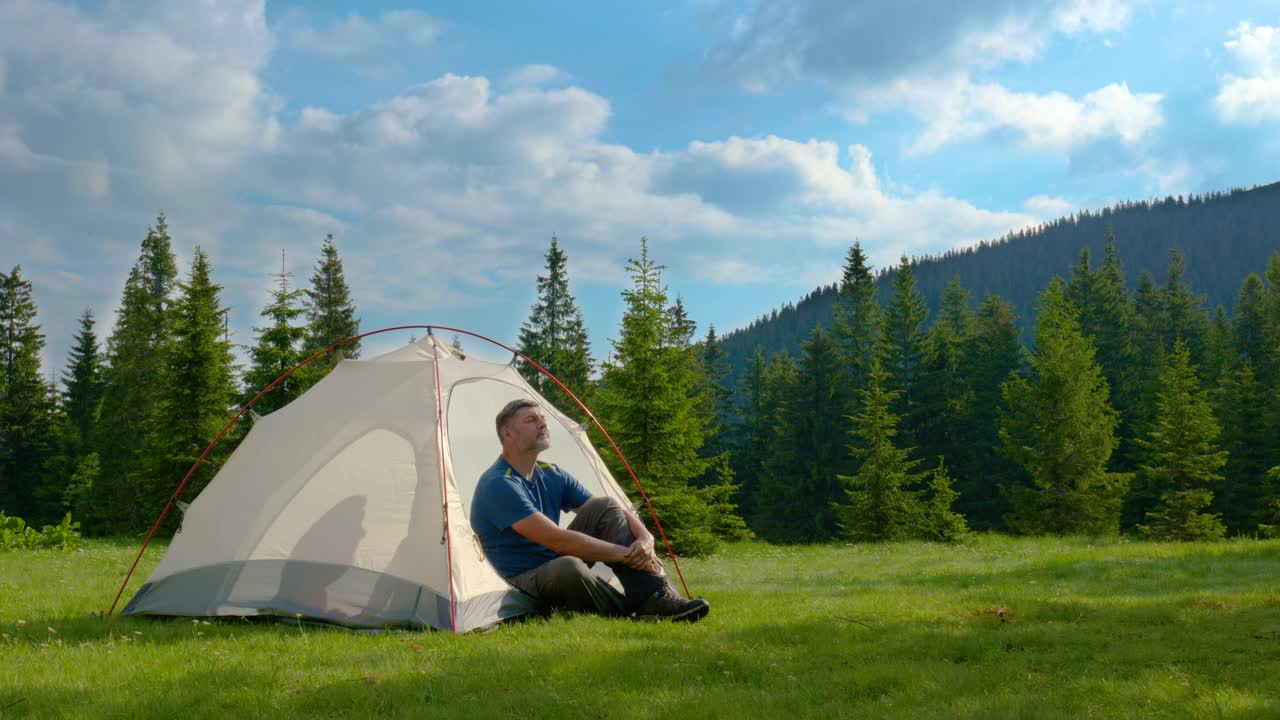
[916,276,974,477]
[146,247,237,532]
[302,234,360,379]
[1202,306,1232,390]
[41,309,105,518]
[831,241,880,411]
[61,309,104,454]
[1233,274,1268,369]
[732,347,792,524]
[953,293,1025,529]
[1160,247,1210,370]
[756,326,847,542]
[1212,360,1270,531]
[999,279,1129,535]
[1069,233,1132,417]
[697,324,733,466]
[242,253,307,414]
[1134,340,1227,541]
[880,255,930,448]
[836,359,969,543]
[1263,252,1280,388]
[0,266,55,519]
[516,236,593,418]
[89,214,179,533]
[592,239,743,556]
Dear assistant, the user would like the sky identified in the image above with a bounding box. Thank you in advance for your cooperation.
[4,0,1280,373]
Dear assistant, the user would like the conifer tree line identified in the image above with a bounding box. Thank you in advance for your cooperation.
[1,216,361,535]
[5,215,1279,553]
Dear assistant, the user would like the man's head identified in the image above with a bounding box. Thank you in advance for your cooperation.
[495,399,551,453]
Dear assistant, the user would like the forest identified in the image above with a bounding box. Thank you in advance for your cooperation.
[3,198,1280,555]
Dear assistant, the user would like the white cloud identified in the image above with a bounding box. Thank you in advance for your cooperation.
[1,0,1041,377]
[693,258,774,285]
[1024,194,1075,217]
[709,0,1154,153]
[505,64,568,89]
[1215,21,1280,124]
[276,9,441,60]
[710,0,1137,90]
[877,77,1165,155]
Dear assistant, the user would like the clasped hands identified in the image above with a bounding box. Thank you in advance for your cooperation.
[621,536,663,575]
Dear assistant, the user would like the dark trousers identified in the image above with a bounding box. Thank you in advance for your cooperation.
[508,496,666,616]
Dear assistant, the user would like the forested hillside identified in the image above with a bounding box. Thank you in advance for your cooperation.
[721,182,1280,384]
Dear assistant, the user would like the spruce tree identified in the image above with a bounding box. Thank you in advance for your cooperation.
[1233,274,1268,369]
[1134,339,1227,540]
[836,359,969,543]
[954,293,1025,529]
[880,255,930,448]
[302,234,360,377]
[61,309,104,454]
[43,309,104,518]
[1263,252,1280,388]
[916,276,975,477]
[516,236,593,418]
[592,239,743,556]
[146,248,237,531]
[999,279,1129,535]
[733,347,794,525]
[1160,247,1210,370]
[1068,233,1132,417]
[90,214,178,533]
[0,266,55,519]
[831,241,880,412]
[697,324,733,466]
[242,254,307,414]
[1202,306,1232,391]
[1212,360,1270,531]
[756,326,847,542]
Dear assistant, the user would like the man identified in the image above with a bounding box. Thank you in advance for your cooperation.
[470,398,710,622]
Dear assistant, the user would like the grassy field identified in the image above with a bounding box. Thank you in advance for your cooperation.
[2,535,1279,719]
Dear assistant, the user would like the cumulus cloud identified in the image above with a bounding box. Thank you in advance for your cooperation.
[1215,21,1280,124]
[505,64,569,90]
[1,0,1039,375]
[856,76,1163,154]
[275,9,441,59]
[708,0,1134,89]
[1024,194,1075,218]
[707,0,1156,153]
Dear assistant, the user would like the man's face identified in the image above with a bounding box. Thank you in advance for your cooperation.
[507,406,551,452]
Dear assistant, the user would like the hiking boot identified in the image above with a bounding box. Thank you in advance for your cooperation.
[634,585,710,622]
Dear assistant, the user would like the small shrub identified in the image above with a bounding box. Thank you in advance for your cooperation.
[0,510,82,551]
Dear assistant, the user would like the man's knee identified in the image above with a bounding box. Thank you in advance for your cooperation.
[580,496,623,514]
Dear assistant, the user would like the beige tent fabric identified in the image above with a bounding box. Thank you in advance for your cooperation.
[123,335,631,632]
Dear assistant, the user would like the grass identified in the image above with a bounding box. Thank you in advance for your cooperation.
[2,535,1280,719]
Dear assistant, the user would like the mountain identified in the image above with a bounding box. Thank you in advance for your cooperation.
[720,180,1280,385]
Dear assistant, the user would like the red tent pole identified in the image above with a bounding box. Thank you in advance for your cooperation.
[108,324,692,617]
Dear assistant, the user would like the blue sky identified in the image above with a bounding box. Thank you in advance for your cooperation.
[3,0,1280,372]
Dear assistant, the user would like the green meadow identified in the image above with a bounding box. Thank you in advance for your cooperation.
[3,535,1279,719]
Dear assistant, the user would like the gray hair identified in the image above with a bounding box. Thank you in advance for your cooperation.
[495,398,539,441]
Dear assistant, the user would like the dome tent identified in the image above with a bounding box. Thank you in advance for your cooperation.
[119,331,666,633]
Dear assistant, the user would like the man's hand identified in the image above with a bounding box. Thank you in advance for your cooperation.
[622,537,662,575]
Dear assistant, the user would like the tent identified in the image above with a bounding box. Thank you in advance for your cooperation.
[120,333,641,633]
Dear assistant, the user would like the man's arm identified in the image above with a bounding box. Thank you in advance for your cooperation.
[621,507,661,572]
[510,512,629,564]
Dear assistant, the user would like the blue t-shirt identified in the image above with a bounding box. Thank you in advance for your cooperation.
[470,456,593,578]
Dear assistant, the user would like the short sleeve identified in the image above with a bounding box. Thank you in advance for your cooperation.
[475,477,540,531]
[558,467,593,512]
